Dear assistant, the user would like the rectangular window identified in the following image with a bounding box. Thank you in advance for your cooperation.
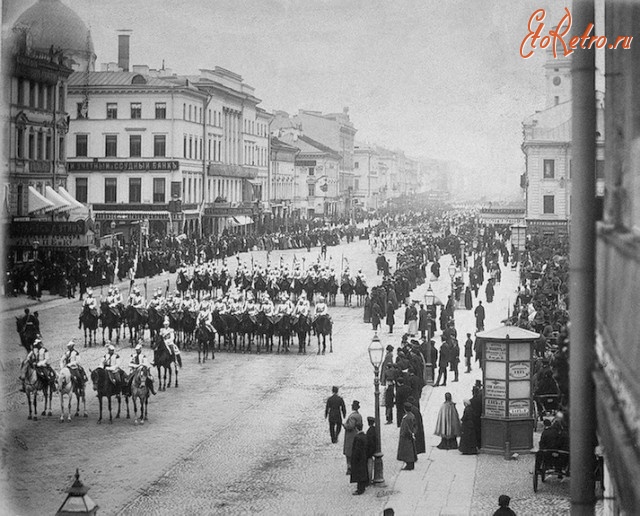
[171,181,181,199]
[76,134,88,157]
[77,102,86,119]
[76,178,88,203]
[129,178,141,203]
[105,134,118,157]
[183,135,187,158]
[59,136,65,160]
[153,178,166,203]
[38,85,45,109]
[106,103,118,119]
[308,184,315,197]
[130,102,142,119]
[596,159,605,179]
[154,135,166,157]
[543,159,555,179]
[28,133,35,159]
[354,161,359,169]
[155,102,166,119]
[129,135,141,157]
[543,195,555,214]
[105,178,117,203]
[308,167,315,176]
[29,82,36,107]
[45,135,51,159]
[37,132,43,160]
[17,79,24,105]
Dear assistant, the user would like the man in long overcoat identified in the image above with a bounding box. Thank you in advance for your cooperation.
[408,398,426,455]
[325,386,347,443]
[418,303,429,339]
[386,300,395,333]
[397,402,418,470]
[395,376,413,427]
[350,421,369,495]
[343,400,363,474]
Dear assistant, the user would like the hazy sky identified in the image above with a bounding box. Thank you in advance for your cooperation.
[5,0,582,192]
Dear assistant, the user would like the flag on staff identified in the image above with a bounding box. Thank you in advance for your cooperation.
[165,278,170,295]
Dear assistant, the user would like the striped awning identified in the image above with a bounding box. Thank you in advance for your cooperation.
[28,186,55,214]
[57,186,86,210]
[45,186,72,212]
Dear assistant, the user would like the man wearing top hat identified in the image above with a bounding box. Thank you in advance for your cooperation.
[343,400,363,475]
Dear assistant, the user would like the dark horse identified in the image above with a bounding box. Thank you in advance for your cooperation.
[90,367,129,423]
[151,333,181,390]
[274,314,292,353]
[340,278,354,307]
[124,305,147,346]
[354,278,368,307]
[147,307,165,342]
[16,312,39,352]
[292,314,312,354]
[100,301,122,344]
[79,306,99,347]
[195,321,215,363]
[313,314,333,354]
[253,312,275,353]
[182,310,198,351]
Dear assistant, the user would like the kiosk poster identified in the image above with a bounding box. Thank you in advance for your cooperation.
[508,399,531,417]
[485,342,507,361]
[485,379,507,399]
[508,361,531,380]
[484,398,506,418]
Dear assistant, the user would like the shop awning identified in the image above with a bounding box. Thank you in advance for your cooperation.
[28,186,56,214]
[246,179,262,186]
[57,186,86,210]
[44,186,71,211]
[234,215,254,225]
[227,216,241,227]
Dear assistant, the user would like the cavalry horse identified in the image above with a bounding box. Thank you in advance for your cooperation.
[354,277,368,307]
[182,310,198,351]
[327,276,339,307]
[236,312,256,352]
[100,301,122,344]
[123,305,147,346]
[16,313,39,352]
[90,367,129,423]
[20,362,55,420]
[129,365,150,425]
[168,310,184,348]
[151,333,180,390]
[147,307,165,342]
[195,321,215,363]
[57,367,87,421]
[176,269,192,297]
[79,306,100,347]
[292,314,312,354]
[313,314,333,354]
[274,313,292,353]
[340,277,354,307]
[253,312,275,353]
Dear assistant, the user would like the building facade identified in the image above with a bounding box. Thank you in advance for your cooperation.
[269,136,298,226]
[522,50,605,237]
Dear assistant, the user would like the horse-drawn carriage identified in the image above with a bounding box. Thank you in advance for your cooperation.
[533,449,604,493]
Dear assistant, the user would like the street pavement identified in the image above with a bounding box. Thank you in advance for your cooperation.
[0,238,575,515]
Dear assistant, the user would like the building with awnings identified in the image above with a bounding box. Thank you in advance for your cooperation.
[3,0,96,264]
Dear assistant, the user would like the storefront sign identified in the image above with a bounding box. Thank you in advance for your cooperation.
[485,380,506,399]
[9,219,87,237]
[509,362,531,380]
[508,399,530,417]
[484,398,506,418]
[11,233,93,248]
[68,161,179,172]
[485,342,507,361]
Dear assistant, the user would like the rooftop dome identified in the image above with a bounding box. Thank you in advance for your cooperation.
[13,0,96,71]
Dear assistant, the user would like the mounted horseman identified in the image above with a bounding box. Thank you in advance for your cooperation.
[78,288,99,346]
[58,340,88,421]
[16,308,40,352]
[292,291,312,354]
[313,295,333,354]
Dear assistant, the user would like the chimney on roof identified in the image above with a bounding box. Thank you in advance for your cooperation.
[117,30,132,72]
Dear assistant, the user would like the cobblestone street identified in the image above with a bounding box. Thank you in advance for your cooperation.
[1,239,574,515]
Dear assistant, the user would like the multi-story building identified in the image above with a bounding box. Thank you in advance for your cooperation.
[269,136,298,225]
[3,0,96,264]
[521,49,605,237]
[353,142,382,210]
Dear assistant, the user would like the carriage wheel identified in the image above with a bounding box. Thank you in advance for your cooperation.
[533,471,539,492]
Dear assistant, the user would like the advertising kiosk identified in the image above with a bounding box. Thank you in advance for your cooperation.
[476,325,540,454]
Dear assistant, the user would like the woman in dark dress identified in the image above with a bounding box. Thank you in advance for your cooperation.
[485,279,495,303]
[371,301,382,331]
[459,399,478,454]
[434,392,462,450]
[464,287,473,310]
[363,294,372,323]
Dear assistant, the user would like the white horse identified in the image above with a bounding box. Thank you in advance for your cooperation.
[57,367,87,422]
[130,365,150,425]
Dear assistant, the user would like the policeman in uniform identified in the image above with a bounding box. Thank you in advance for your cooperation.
[101,345,121,385]
[128,344,156,394]
[60,340,88,386]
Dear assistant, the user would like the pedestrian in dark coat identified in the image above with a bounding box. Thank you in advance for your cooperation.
[397,403,418,470]
[350,422,369,495]
[386,300,395,334]
[395,376,412,427]
[388,288,398,310]
[430,340,438,380]
[363,294,372,324]
[384,380,395,424]
[464,286,473,310]
[435,341,450,387]
[371,301,382,331]
[449,339,460,382]
[380,345,395,385]
[365,416,377,481]
[459,399,478,454]
[418,304,429,338]
[485,279,495,303]
[325,386,347,443]
[408,398,426,455]
[471,382,483,447]
[343,401,363,474]
[464,333,474,373]
[434,392,462,450]
[474,301,486,331]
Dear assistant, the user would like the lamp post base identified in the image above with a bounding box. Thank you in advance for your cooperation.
[373,452,385,485]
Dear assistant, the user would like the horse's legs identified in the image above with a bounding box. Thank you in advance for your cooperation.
[60,390,65,421]
[317,334,321,355]
[174,364,179,388]
[108,396,114,422]
[97,396,103,423]
[329,333,333,353]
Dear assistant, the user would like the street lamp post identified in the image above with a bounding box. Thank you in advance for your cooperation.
[424,284,436,385]
[447,262,456,300]
[56,468,99,515]
[368,332,385,485]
